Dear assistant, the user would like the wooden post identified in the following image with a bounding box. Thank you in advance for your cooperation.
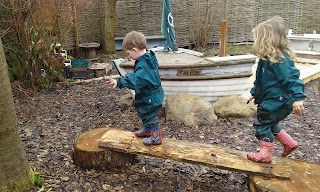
[98,0,105,50]
[71,0,80,57]
[103,0,117,54]
[219,20,227,57]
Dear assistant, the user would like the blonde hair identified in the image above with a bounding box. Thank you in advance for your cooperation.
[122,31,147,51]
[252,16,294,63]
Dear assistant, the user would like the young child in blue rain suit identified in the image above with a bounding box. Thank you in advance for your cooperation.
[246,17,307,163]
[107,31,164,145]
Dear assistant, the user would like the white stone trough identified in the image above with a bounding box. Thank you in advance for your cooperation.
[288,33,320,58]
[112,50,257,103]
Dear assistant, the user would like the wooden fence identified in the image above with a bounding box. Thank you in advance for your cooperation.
[59,0,320,50]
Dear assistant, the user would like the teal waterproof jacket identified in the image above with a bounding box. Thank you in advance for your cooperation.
[117,50,164,115]
[250,53,306,112]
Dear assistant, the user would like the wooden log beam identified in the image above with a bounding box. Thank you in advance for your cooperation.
[99,128,291,180]
[299,64,320,83]
[249,159,320,192]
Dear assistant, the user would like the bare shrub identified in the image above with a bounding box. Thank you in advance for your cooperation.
[188,0,216,49]
[0,0,70,89]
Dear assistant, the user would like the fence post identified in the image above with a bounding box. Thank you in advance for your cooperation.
[72,0,80,57]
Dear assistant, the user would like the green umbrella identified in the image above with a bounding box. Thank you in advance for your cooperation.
[161,0,178,52]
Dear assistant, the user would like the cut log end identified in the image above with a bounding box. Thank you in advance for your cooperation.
[73,128,136,170]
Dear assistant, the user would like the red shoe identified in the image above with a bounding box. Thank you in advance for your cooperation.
[274,130,299,157]
[135,128,151,137]
[247,140,274,163]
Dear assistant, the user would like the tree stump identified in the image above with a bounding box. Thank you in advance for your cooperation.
[73,128,136,170]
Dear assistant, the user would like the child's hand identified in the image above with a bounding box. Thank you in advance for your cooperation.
[106,78,117,88]
[292,101,304,116]
[125,56,133,61]
[247,96,254,104]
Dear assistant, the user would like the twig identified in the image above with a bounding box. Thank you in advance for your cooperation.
[11,82,33,98]
[72,75,120,84]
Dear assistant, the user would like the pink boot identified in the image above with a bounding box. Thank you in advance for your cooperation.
[274,130,299,157]
[247,140,274,163]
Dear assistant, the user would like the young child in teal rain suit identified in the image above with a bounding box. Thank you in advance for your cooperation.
[246,17,307,163]
[107,31,164,145]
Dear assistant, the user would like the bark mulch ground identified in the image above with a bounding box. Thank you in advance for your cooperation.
[15,77,319,192]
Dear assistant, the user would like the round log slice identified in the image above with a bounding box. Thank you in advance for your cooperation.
[73,128,136,170]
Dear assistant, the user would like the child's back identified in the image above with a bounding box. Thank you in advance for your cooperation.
[247,17,306,163]
[107,31,164,145]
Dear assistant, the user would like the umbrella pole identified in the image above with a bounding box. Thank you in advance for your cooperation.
[219,0,228,57]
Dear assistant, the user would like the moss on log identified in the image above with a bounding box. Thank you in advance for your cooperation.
[0,169,34,192]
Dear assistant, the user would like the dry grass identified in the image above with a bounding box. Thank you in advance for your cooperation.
[201,43,253,57]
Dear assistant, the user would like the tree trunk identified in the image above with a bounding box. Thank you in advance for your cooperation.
[103,0,117,54]
[0,39,34,191]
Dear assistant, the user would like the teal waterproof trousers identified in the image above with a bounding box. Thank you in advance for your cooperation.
[135,89,164,128]
[254,105,292,142]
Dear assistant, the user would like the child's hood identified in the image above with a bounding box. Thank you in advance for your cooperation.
[137,50,158,69]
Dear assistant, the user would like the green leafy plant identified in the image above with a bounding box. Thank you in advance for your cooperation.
[65,78,74,83]
[29,168,43,188]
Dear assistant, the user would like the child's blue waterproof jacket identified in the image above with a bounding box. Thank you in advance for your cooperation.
[117,50,164,114]
[250,53,306,112]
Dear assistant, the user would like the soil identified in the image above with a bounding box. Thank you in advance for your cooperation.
[14,72,319,191]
